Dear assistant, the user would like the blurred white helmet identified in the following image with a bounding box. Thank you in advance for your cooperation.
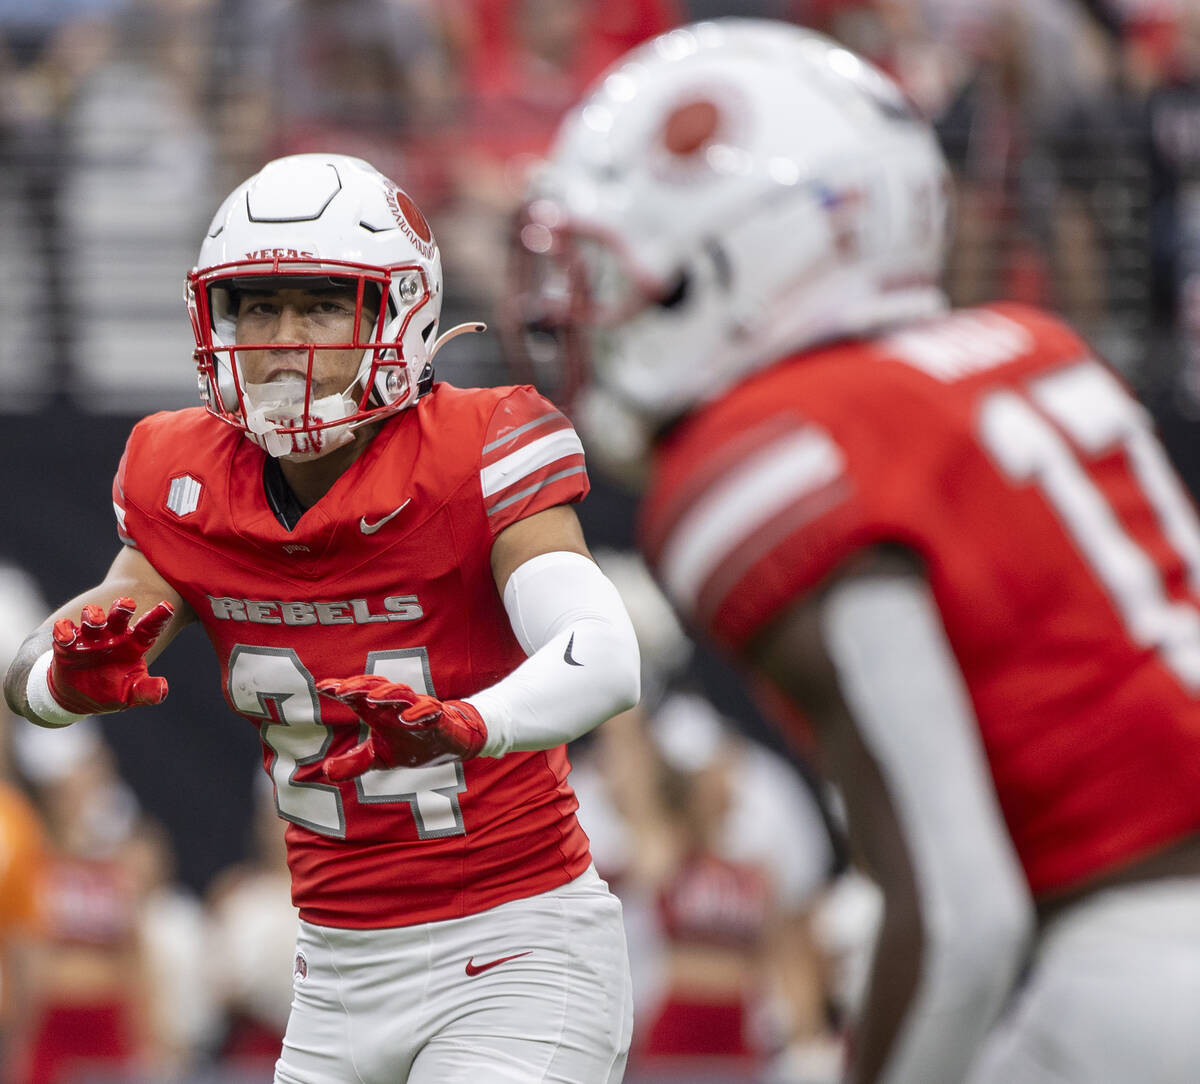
[188,154,478,460]
[508,19,949,467]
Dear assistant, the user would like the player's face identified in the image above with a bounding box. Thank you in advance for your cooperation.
[234,285,377,398]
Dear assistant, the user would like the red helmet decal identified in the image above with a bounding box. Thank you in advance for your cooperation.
[662,100,721,156]
[391,186,432,244]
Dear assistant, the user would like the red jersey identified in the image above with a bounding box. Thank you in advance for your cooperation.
[642,304,1200,898]
[113,382,594,928]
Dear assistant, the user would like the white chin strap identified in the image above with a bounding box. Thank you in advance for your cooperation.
[243,375,358,461]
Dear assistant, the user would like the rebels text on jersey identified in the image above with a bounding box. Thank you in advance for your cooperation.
[642,303,1200,899]
[113,383,592,928]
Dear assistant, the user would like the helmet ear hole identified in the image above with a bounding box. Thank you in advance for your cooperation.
[656,272,691,310]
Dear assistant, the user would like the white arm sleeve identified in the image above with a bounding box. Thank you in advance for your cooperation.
[821,573,1034,1084]
[467,551,641,757]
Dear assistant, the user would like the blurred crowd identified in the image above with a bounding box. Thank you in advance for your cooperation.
[2,0,1200,1081]
[0,0,1198,410]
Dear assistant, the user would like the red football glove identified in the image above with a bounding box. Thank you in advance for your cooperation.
[316,674,488,780]
[47,597,174,714]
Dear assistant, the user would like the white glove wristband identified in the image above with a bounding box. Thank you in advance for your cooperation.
[25,649,89,728]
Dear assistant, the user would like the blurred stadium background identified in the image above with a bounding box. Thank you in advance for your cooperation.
[0,0,1197,1081]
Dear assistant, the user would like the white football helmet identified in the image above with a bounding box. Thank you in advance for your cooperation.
[508,19,950,466]
[188,153,480,459]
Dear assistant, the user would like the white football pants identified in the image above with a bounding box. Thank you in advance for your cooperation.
[967,875,1200,1084]
[274,865,633,1084]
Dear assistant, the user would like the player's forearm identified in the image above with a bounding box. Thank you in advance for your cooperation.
[820,571,1035,1083]
[6,568,183,720]
[470,617,640,755]
[0,568,121,718]
[468,550,641,756]
[8,589,186,728]
[844,899,924,1083]
[848,898,1029,1084]
[3,626,53,721]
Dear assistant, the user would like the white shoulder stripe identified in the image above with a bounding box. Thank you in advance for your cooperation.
[481,429,584,497]
[659,427,844,611]
[482,411,561,455]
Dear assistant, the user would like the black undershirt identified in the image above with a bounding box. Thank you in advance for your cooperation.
[263,456,307,530]
[259,375,435,530]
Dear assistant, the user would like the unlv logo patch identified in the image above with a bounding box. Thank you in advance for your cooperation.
[385,183,435,260]
[166,474,201,517]
[293,951,308,982]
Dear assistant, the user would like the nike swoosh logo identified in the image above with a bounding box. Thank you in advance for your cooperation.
[563,632,583,667]
[464,951,532,976]
[360,498,411,535]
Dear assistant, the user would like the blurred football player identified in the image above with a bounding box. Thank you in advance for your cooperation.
[507,19,1200,1084]
[4,153,639,1083]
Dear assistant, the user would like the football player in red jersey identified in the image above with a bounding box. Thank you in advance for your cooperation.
[507,19,1200,1084]
[3,153,640,1083]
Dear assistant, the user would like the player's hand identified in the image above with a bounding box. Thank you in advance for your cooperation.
[47,597,174,714]
[317,674,488,780]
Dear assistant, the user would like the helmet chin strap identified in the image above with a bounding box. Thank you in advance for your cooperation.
[243,376,358,461]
